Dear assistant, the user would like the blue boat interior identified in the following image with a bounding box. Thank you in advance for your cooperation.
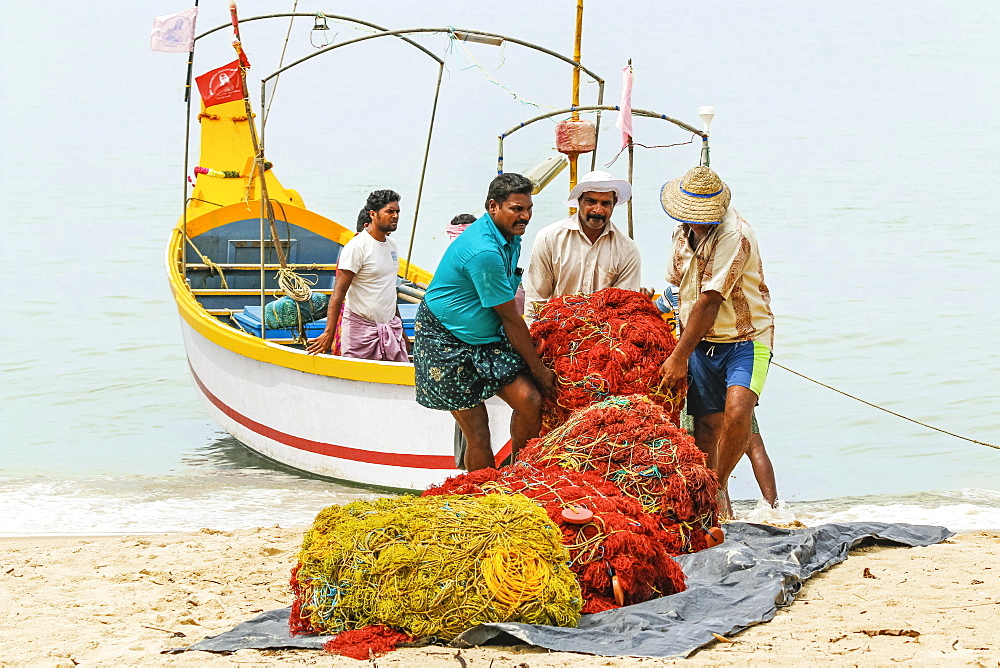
[185,217,420,344]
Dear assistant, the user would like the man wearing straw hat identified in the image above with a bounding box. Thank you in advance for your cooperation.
[523,170,642,321]
[657,166,775,518]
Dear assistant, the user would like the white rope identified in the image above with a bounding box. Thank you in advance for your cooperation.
[773,362,999,451]
[276,267,315,302]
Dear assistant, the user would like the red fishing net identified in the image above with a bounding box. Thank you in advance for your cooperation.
[530,287,684,434]
[288,563,319,636]
[518,394,720,553]
[424,464,686,613]
[323,625,415,660]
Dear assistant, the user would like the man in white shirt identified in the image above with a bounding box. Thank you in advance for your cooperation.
[523,171,642,321]
[306,190,408,362]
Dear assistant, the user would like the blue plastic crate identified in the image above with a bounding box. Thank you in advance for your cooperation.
[233,305,328,340]
[398,302,418,337]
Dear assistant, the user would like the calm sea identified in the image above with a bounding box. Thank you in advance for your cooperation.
[1,1,998,535]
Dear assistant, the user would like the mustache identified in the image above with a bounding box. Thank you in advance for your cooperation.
[586,213,607,222]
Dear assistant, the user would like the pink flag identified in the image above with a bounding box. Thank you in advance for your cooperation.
[615,64,634,148]
[150,8,198,53]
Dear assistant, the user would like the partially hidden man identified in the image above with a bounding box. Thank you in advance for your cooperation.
[657,166,775,518]
[414,173,556,471]
[523,170,642,321]
[307,189,409,362]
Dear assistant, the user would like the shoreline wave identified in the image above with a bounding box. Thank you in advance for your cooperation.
[2,474,997,536]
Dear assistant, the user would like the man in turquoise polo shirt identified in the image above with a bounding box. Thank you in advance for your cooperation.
[414,173,556,471]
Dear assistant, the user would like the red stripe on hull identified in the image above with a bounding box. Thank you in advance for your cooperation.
[493,441,513,467]
[189,364,457,469]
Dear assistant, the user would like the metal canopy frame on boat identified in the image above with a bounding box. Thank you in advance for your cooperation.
[258,26,604,100]
[498,105,708,237]
[178,14,707,318]
[183,15,610,307]
[181,13,454,340]
[194,13,444,65]
[497,104,707,175]
[180,13,446,294]
[255,25,607,277]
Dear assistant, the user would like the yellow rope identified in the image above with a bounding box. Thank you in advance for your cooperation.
[183,235,228,289]
[293,494,582,639]
[272,269,317,343]
[482,550,551,609]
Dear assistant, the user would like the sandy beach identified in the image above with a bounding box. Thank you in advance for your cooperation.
[1,527,997,667]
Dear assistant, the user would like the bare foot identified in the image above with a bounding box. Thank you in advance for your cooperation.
[716,487,734,521]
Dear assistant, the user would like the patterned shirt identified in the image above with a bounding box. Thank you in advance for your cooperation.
[667,208,774,349]
[524,214,641,321]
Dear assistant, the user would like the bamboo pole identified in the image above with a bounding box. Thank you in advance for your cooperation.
[627,143,634,239]
[569,0,584,193]
[626,60,634,239]
[181,0,200,282]
[499,106,704,139]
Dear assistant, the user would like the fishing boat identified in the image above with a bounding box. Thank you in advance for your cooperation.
[165,8,706,492]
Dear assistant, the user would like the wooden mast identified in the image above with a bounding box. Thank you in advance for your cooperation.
[626,59,634,239]
[569,0,584,192]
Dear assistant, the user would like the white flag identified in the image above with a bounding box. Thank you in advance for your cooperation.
[615,64,634,148]
[151,8,198,53]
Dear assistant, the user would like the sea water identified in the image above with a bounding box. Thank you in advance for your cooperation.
[1,1,998,536]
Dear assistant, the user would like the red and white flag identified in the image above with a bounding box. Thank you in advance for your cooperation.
[195,61,244,107]
[615,64,634,148]
[150,8,198,53]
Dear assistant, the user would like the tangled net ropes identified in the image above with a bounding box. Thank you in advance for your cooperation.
[322,625,414,660]
[424,464,686,613]
[286,289,724,655]
[530,287,685,433]
[289,494,582,640]
[519,394,720,553]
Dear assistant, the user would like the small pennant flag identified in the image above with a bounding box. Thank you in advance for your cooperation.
[150,8,198,53]
[195,61,244,107]
[615,64,634,148]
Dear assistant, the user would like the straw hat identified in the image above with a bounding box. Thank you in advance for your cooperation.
[659,166,731,225]
[564,170,632,207]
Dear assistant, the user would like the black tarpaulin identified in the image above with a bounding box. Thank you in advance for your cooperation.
[178,521,951,658]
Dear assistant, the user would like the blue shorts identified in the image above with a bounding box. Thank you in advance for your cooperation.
[686,340,772,416]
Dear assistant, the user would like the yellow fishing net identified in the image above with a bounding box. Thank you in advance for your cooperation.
[290,494,582,640]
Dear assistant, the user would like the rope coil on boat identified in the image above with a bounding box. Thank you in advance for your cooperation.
[276,267,315,302]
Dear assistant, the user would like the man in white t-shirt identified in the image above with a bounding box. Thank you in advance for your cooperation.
[306,190,408,362]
